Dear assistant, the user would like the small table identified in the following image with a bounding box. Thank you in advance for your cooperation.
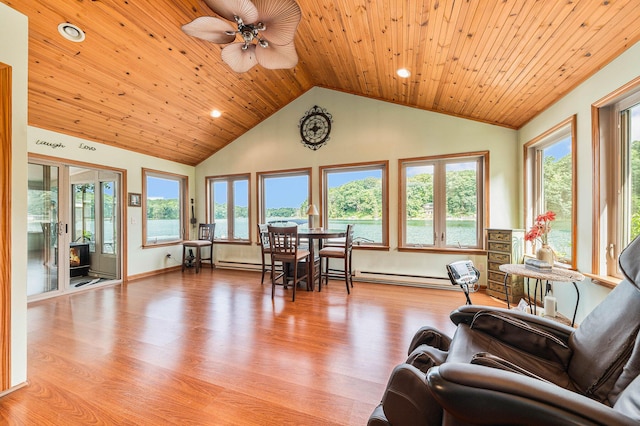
[298,228,347,290]
[499,264,585,326]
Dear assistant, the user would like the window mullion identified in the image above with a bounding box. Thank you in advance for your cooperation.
[434,161,446,247]
[227,180,235,239]
[534,149,544,217]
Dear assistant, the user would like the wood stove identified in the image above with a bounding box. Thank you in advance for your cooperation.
[70,242,90,277]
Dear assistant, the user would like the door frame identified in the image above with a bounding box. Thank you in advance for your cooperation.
[1,63,12,391]
[29,153,128,290]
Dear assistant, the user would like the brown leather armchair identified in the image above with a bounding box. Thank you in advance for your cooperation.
[369,235,640,425]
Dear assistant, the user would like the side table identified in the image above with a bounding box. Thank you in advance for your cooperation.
[499,264,585,327]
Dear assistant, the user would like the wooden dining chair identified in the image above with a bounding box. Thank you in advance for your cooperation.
[257,223,279,284]
[319,224,355,294]
[267,225,311,301]
[182,223,215,273]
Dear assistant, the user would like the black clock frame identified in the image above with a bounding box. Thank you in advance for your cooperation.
[299,105,333,150]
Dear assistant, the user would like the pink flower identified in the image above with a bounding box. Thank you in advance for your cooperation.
[525,211,555,245]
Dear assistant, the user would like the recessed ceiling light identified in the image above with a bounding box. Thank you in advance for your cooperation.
[396,68,411,78]
[210,109,222,118]
[58,23,85,43]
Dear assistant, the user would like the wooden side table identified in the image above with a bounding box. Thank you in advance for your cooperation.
[499,264,585,326]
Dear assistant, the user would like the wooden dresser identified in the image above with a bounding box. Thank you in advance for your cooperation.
[486,229,525,304]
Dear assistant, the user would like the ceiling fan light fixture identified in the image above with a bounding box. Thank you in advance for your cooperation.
[183,0,301,72]
[58,23,85,43]
[397,68,411,78]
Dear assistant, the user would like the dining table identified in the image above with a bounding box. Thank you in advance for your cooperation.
[297,228,347,290]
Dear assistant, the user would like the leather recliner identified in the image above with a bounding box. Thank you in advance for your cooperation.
[368,235,640,425]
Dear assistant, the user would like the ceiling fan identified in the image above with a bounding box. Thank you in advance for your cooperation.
[182,0,302,73]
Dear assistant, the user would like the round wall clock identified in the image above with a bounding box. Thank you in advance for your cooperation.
[299,105,333,150]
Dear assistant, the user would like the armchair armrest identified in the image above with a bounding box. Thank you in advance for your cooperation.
[427,363,638,426]
[450,305,574,342]
[379,363,443,426]
[469,311,572,367]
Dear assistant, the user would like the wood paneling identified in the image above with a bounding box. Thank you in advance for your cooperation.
[0,63,11,392]
[3,0,640,165]
[0,270,503,423]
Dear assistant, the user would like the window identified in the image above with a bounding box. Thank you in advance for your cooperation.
[102,181,117,254]
[399,153,487,250]
[620,100,640,247]
[320,161,389,247]
[206,174,250,242]
[257,168,311,228]
[524,116,577,267]
[594,80,640,278]
[142,169,187,245]
[72,183,95,251]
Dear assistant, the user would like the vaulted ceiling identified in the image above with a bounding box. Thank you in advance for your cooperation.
[5,0,640,165]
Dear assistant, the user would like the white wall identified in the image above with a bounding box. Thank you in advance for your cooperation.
[28,127,195,277]
[518,40,640,322]
[196,88,519,281]
[1,2,29,388]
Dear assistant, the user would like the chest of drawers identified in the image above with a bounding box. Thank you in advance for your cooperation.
[486,229,525,304]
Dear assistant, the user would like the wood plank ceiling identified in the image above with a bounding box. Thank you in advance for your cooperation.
[4,0,640,166]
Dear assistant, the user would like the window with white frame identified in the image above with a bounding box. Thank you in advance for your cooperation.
[594,83,640,279]
[142,169,187,245]
[399,153,486,250]
[524,116,576,267]
[320,161,388,247]
[206,174,250,242]
[257,168,311,228]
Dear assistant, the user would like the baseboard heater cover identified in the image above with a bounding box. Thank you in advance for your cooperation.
[216,260,263,271]
[354,270,461,291]
[215,261,468,292]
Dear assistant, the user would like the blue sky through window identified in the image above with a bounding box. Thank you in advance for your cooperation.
[632,103,640,141]
[544,136,571,160]
[147,176,178,199]
[265,175,309,209]
[212,180,249,208]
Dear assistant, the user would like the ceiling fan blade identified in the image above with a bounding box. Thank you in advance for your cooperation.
[204,0,259,24]
[255,42,298,69]
[221,43,259,73]
[254,0,301,46]
[182,17,236,43]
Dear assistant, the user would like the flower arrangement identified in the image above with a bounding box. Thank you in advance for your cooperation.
[525,211,556,246]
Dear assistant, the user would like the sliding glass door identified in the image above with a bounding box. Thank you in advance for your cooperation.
[27,163,62,296]
[27,160,122,298]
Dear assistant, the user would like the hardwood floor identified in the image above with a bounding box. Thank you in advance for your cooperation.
[1,269,504,425]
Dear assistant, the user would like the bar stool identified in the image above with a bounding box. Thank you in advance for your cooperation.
[319,224,354,294]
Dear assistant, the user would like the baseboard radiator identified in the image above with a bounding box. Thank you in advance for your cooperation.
[215,260,462,292]
[216,260,264,272]
[353,270,460,291]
